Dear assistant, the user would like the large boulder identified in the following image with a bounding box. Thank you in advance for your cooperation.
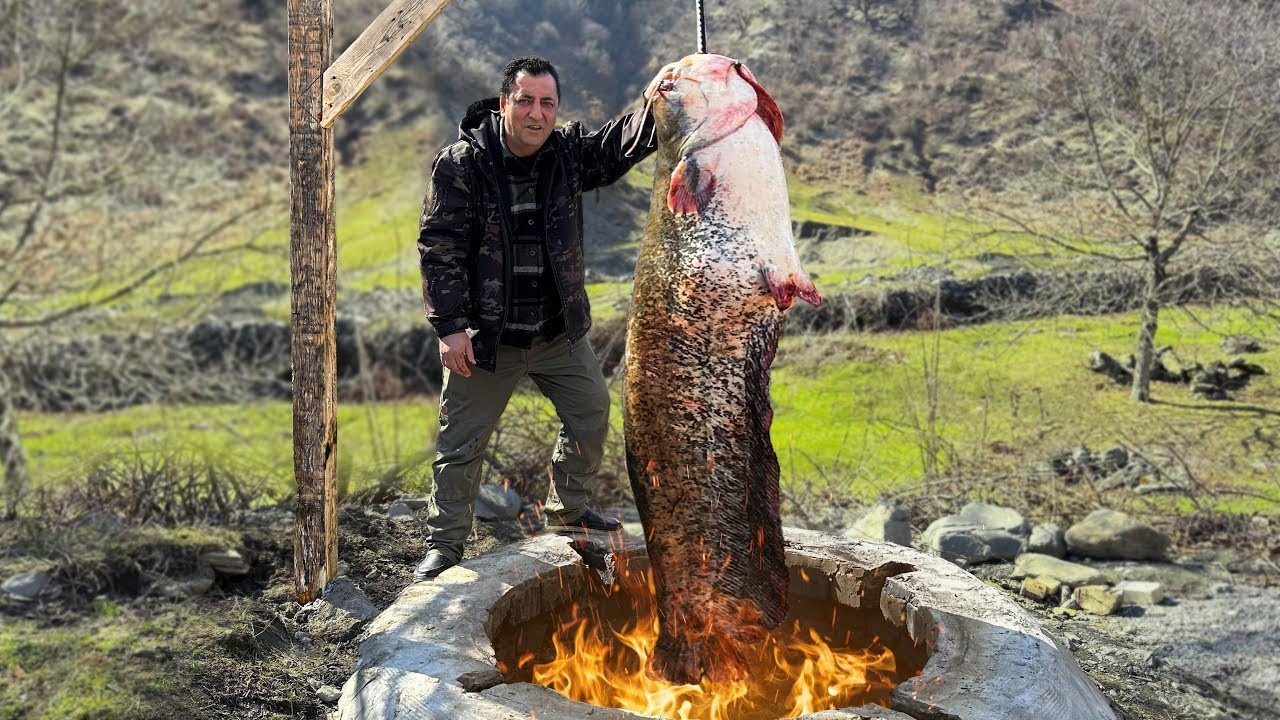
[921,502,1030,565]
[843,501,913,547]
[475,483,523,521]
[1010,553,1108,588]
[1027,523,1066,558]
[2,570,52,602]
[1065,509,1170,560]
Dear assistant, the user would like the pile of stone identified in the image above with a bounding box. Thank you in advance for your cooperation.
[1189,357,1268,400]
[844,500,1174,617]
[1041,444,1193,495]
[1,548,253,604]
[1088,335,1268,401]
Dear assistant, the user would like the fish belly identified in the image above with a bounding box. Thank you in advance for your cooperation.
[623,127,796,683]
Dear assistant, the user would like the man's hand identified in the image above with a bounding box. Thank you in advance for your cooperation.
[439,331,475,378]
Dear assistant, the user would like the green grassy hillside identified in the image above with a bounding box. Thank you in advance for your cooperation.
[23,306,1278,515]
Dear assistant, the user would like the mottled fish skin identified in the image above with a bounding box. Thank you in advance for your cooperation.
[624,54,821,685]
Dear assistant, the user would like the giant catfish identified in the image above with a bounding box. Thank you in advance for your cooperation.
[623,53,823,685]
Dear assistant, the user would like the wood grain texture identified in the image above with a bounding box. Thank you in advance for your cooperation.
[288,0,338,604]
[319,0,452,127]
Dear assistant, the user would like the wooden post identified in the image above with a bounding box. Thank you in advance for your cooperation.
[288,0,338,604]
[287,0,453,603]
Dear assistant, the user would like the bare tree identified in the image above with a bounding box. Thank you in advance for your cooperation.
[997,0,1280,402]
[0,1,264,516]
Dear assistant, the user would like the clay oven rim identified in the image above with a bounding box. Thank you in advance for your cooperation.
[337,529,1119,720]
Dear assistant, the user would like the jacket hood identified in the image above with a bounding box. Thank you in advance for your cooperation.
[459,98,500,141]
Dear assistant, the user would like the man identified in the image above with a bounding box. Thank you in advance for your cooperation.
[413,56,657,581]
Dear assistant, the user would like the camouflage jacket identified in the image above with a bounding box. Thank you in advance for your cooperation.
[417,98,656,372]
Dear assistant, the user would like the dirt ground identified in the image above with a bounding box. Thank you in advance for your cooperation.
[2,502,1277,720]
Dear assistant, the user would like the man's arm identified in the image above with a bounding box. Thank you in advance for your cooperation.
[571,105,658,192]
[417,146,475,340]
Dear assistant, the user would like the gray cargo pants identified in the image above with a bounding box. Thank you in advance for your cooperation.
[425,333,609,563]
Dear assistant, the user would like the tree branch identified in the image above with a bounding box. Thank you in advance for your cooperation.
[0,201,267,330]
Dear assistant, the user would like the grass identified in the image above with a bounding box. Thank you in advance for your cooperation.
[0,520,283,720]
[770,306,1279,513]
[0,599,330,720]
[20,307,1278,516]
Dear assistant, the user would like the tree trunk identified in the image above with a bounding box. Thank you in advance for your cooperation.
[0,375,30,519]
[1130,258,1166,403]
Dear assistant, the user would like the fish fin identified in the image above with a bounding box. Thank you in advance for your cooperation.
[667,158,717,215]
[735,63,784,144]
[762,266,823,311]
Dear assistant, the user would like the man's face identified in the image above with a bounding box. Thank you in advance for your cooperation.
[499,71,558,157]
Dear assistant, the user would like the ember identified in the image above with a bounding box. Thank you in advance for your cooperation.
[496,552,925,720]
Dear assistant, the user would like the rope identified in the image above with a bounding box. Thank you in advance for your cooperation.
[696,0,708,53]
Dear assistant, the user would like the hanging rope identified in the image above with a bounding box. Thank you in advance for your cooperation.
[696,0,708,53]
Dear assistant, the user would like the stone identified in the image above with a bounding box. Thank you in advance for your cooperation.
[457,668,504,692]
[1011,553,1108,587]
[321,577,379,622]
[200,549,250,577]
[958,502,1032,534]
[474,483,522,521]
[1099,458,1157,490]
[306,579,379,641]
[3,571,52,602]
[844,501,913,546]
[1065,509,1171,560]
[156,572,215,599]
[1221,334,1264,354]
[316,685,343,703]
[1021,577,1055,602]
[395,496,432,511]
[1100,446,1129,471]
[386,502,413,521]
[1027,523,1066,557]
[1035,575,1064,597]
[1133,482,1187,496]
[1114,580,1164,606]
[1074,585,1122,616]
[920,502,1030,565]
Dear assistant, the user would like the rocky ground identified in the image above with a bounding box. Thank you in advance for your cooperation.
[2,493,1277,720]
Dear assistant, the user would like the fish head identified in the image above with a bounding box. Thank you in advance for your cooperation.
[643,53,783,149]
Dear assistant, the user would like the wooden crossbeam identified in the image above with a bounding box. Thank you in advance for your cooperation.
[320,0,453,128]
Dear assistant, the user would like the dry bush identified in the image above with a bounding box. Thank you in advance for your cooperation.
[40,449,275,527]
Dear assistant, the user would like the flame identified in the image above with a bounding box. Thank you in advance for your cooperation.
[527,569,899,720]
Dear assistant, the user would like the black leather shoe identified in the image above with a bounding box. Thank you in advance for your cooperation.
[548,507,622,533]
[412,550,457,581]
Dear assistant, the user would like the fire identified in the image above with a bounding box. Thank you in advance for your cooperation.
[521,569,900,720]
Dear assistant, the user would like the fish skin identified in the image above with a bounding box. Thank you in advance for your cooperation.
[623,53,822,685]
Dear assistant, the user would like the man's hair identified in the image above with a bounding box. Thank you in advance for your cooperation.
[500,56,560,100]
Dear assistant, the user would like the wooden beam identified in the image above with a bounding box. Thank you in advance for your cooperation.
[288,0,338,604]
[319,0,453,128]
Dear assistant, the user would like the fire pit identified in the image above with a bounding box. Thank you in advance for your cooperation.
[337,529,1117,720]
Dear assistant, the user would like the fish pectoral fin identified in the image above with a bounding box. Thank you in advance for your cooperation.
[667,157,717,216]
[761,265,823,311]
